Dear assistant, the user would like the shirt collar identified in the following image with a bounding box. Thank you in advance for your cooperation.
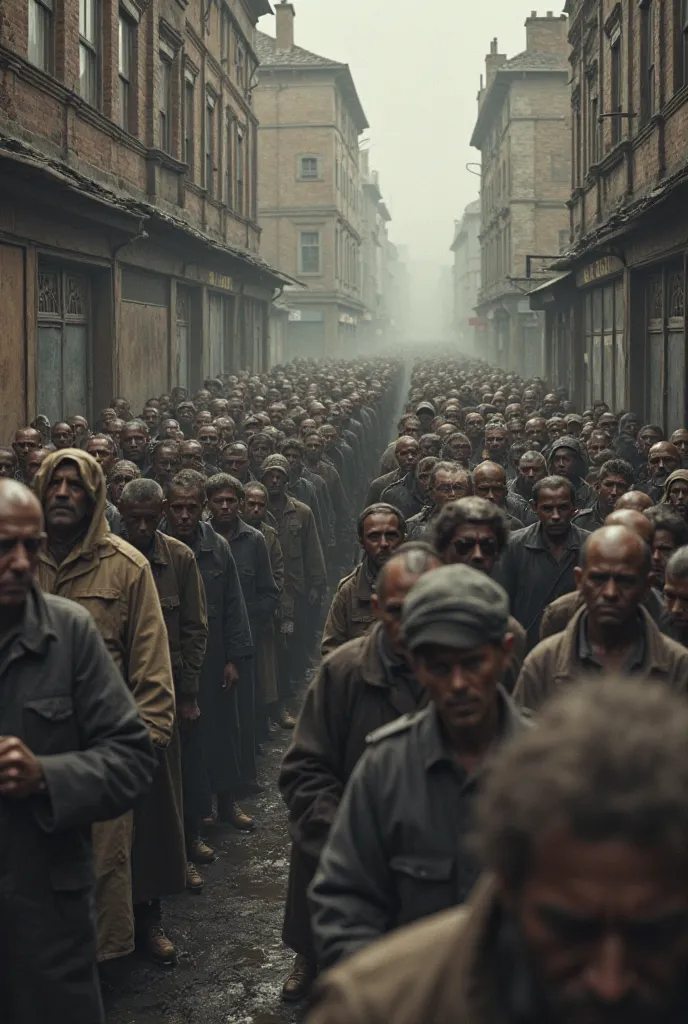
[419,688,524,773]
[577,609,647,671]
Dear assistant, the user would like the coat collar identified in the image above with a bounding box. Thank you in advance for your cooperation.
[0,585,58,665]
[418,688,527,772]
[553,604,671,680]
[521,520,587,552]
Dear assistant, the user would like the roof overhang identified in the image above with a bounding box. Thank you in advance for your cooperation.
[527,271,573,310]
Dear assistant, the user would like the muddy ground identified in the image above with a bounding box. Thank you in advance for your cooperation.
[103,728,305,1024]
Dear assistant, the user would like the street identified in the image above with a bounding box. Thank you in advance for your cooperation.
[103,731,302,1024]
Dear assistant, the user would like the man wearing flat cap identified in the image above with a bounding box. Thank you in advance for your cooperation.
[309,564,529,970]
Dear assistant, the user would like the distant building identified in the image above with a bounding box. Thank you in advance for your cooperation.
[254,2,369,358]
[471,12,571,377]
[450,200,482,353]
[0,0,284,437]
[387,243,411,345]
[360,151,393,348]
[533,0,688,432]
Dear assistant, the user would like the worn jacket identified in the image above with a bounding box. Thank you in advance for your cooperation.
[381,472,424,519]
[321,563,375,656]
[307,877,506,1024]
[495,520,591,650]
[271,495,327,619]
[309,458,353,550]
[572,502,605,532]
[225,518,280,626]
[1,587,155,1023]
[309,690,528,969]
[366,468,401,507]
[280,622,429,862]
[516,604,688,711]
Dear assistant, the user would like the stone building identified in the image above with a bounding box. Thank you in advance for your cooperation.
[534,0,688,431]
[360,151,392,348]
[253,2,369,357]
[450,200,482,354]
[471,12,571,377]
[0,0,289,438]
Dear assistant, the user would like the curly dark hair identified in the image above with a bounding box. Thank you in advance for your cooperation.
[356,503,406,541]
[206,473,245,502]
[432,497,508,557]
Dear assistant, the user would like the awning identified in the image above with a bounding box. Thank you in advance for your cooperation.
[527,271,572,295]
[528,272,573,311]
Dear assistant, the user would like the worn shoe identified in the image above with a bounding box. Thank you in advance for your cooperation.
[218,800,255,832]
[278,707,296,729]
[281,954,317,1002]
[145,924,176,965]
[200,811,217,828]
[188,836,216,863]
[186,861,204,892]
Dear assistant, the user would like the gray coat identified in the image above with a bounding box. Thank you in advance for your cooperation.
[309,690,527,969]
[495,520,591,650]
[0,586,155,1024]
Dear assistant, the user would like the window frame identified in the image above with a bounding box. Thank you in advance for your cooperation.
[183,75,195,173]
[79,0,100,108]
[205,92,216,196]
[159,55,172,154]
[299,155,319,180]
[299,230,322,276]
[235,124,245,215]
[610,29,622,146]
[118,10,135,133]
[224,109,233,207]
[28,0,54,74]
[640,1,656,123]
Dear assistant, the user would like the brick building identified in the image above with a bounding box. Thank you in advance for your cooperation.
[534,1,688,432]
[450,199,482,354]
[360,150,392,349]
[0,0,289,439]
[471,13,571,377]
[253,2,368,357]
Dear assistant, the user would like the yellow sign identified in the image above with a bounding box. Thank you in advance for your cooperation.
[207,271,235,292]
[576,255,623,288]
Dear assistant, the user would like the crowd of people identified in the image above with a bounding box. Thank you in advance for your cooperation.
[6,354,688,1023]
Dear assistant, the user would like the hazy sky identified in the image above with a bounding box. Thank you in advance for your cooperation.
[259,1,563,268]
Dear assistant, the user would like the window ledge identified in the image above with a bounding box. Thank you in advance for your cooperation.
[147,148,187,173]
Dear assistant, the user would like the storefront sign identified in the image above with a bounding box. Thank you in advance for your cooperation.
[207,271,235,292]
[576,255,624,288]
[288,310,302,322]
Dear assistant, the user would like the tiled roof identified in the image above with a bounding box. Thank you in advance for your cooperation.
[501,49,569,73]
[255,31,342,69]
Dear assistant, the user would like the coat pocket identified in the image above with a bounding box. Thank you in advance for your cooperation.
[390,854,455,927]
[23,695,78,754]
[75,588,122,642]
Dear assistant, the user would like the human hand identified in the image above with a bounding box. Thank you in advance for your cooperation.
[0,736,45,799]
[222,663,239,689]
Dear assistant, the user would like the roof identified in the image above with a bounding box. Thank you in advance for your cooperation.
[471,49,569,149]
[255,31,369,129]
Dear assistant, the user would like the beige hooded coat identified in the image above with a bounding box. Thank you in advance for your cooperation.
[34,449,175,960]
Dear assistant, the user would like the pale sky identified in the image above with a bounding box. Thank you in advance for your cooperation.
[259,1,565,270]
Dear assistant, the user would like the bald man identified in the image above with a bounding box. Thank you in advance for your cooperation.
[539,509,670,640]
[614,489,654,513]
[0,479,155,1023]
[516,525,688,710]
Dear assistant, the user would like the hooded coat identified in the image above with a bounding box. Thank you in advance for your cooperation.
[34,449,175,961]
[661,468,688,508]
[548,436,595,508]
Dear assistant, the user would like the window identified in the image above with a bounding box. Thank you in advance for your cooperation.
[159,58,172,152]
[118,13,134,131]
[610,33,622,145]
[28,0,53,73]
[184,79,194,172]
[680,0,688,89]
[236,126,244,214]
[79,0,99,106]
[300,156,318,180]
[235,40,245,90]
[205,94,215,195]
[588,90,599,166]
[641,2,655,122]
[300,232,321,274]
[221,6,230,65]
[224,111,233,206]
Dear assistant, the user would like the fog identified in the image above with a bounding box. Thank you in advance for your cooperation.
[260,1,558,338]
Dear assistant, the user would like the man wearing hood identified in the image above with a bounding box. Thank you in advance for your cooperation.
[322,504,405,655]
[33,449,176,965]
[662,468,688,520]
[642,442,682,503]
[549,435,595,508]
[414,400,436,434]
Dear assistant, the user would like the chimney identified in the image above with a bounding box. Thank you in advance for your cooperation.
[485,37,507,88]
[525,10,569,55]
[276,1,295,51]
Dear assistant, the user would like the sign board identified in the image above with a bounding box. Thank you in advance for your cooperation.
[576,255,624,288]
[207,271,235,292]
[288,310,302,322]
[468,316,487,327]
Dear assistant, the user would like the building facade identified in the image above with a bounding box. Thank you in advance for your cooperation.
[254,2,369,358]
[360,151,392,348]
[450,200,482,353]
[0,0,288,439]
[471,12,571,378]
[535,0,688,432]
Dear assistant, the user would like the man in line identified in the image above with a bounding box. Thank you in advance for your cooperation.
[310,564,526,969]
[572,457,635,532]
[508,449,547,504]
[0,478,156,1024]
[406,461,472,540]
[497,476,590,650]
[366,436,419,506]
[322,504,405,655]
[380,449,427,520]
[119,420,151,474]
[206,474,279,787]
[164,470,255,834]
[515,525,688,710]
[549,435,595,508]
[146,439,181,488]
[118,479,208,926]
[304,432,352,577]
[12,426,42,482]
[432,497,527,691]
[308,677,688,1024]
[260,456,326,723]
[280,544,440,1001]
[645,505,688,589]
[472,461,526,530]
[641,441,681,503]
[33,450,176,965]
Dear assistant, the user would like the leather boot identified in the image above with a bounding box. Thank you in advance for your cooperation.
[217,793,255,832]
[186,861,204,892]
[188,836,216,863]
[145,924,177,966]
[281,954,317,1002]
